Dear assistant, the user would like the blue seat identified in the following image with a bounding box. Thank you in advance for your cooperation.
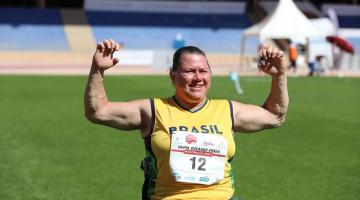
[86,11,251,28]
[0,8,68,51]
[86,11,254,53]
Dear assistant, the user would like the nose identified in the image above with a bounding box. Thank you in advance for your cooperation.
[194,71,201,80]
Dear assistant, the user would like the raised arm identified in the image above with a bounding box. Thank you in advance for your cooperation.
[84,39,152,136]
[232,47,289,133]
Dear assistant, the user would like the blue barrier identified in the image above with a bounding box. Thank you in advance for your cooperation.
[86,11,251,28]
[338,16,360,28]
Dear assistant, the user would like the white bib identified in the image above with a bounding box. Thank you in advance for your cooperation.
[169,131,228,185]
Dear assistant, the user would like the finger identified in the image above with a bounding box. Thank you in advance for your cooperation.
[275,50,283,58]
[264,48,269,57]
[115,43,121,51]
[258,65,265,72]
[267,47,275,58]
[258,54,267,68]
[263,62,270,71]
[97,42,105,52]
[258,61,264,69]
[273,48,278,58]
[104,39,112,49]
[109,39,116,49]
[113,57,120,66]
[259,49,267,59]
[272,49,279,57]
[258,59,270,68]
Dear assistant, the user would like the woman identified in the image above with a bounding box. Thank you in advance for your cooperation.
[84,39,288,200]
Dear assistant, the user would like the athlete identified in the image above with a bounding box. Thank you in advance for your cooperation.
[84,39,289,200]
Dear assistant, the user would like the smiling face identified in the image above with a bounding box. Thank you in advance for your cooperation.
[170,53,211,106]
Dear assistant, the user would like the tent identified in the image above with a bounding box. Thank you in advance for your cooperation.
[241,0,326,55]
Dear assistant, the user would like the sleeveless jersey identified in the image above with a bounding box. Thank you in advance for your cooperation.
[143,97,236,200]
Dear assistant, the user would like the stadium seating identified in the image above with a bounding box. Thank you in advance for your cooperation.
[321,4,360,53]
[322,4,360,28]
[0,7,255,54]
[86,11,253,53]
[335,16,360,28]
[0,8,69,51]
[86,11,251,28]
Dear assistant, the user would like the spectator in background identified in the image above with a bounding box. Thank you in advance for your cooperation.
[287,40,298,74]
[172,33,185,49]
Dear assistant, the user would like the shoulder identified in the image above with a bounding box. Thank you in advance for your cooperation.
[140,97,173,138]
[152,97,176,109]
[208,98,231,105]
[209,99,236,109]
[230,100,255,114]
[229,100,261,121]
[134,98,155,138]
[153,97,172,103]
[135,98,153,116]
[116,98,154,124]
[125,98,152,110]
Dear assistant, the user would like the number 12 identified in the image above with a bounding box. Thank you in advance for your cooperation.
[190,157,206,171]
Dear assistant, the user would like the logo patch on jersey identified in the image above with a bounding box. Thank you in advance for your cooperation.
[199,176,210,183]
[185,134,197,144]
[203,140,215,146]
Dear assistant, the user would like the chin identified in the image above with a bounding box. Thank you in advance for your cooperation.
[188,94,205,102]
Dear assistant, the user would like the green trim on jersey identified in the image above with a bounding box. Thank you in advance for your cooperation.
[172,96,209,113]
[228,157,235,189]
[144,150,158,199]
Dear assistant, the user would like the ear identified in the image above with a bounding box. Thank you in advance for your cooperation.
[170,70,176,84]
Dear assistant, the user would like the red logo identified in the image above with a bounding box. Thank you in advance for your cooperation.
[185,134,197,144]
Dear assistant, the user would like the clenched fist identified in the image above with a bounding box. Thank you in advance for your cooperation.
[258,47,285,76]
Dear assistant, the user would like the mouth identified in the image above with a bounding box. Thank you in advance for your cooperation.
[189,84,204,89]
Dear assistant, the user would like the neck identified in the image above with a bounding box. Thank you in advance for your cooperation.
[173,95,207,112]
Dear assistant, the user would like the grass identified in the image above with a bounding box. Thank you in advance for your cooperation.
[0,75,359,200]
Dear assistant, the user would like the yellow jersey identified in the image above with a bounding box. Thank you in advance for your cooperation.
[142,97,236,200]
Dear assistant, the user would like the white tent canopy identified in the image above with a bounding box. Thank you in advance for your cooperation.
[241,0,326,55]
[243,0,324,40]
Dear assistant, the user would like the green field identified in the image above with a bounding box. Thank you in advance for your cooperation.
[1,75,359,200]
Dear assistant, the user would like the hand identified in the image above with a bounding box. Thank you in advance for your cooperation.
[258,47,285,76]
[93,39,122,71]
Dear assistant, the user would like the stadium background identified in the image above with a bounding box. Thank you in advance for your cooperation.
[1,1,360,200]
[0,0,360,75]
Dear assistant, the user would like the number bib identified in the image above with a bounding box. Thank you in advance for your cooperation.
[169,131,228,185]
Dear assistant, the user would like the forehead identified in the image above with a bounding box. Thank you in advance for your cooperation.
[179,53,209,69]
